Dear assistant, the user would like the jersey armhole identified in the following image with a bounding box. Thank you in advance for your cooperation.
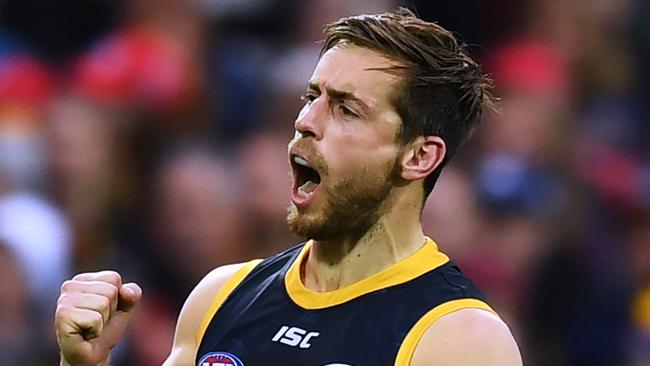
[195,259,263,344]
[394,298,497,366]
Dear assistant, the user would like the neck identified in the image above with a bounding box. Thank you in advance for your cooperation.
[303,190,426,292]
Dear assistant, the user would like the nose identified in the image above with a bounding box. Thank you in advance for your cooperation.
[294,99,323,140]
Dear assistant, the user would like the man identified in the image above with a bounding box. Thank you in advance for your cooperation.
[55,9,523,366]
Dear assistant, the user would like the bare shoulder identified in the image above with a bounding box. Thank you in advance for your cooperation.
[162,262,250,366]
[410,308,522,366]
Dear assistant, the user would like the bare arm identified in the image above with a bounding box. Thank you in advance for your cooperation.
[410,309,522,366]
[162,263,246,366]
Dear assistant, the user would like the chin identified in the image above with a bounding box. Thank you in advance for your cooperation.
[285,168,394,241]
[286,203,337,240]
[286,201,380,242]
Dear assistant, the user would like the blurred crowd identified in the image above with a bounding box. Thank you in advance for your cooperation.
[0,0,649,365]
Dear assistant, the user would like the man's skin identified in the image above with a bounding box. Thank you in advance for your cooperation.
[56,45,523,365]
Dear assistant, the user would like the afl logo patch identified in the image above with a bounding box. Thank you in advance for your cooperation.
[198,351,244,366]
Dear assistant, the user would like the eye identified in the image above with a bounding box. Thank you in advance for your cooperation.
[338,104,359,118]
[300,93,318,104]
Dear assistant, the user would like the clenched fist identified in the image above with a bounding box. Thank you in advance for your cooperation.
[55,271,142,366]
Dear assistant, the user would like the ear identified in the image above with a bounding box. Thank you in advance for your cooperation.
[399,136,446,182]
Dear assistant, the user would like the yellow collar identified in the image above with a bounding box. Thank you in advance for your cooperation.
[284,237,450,309]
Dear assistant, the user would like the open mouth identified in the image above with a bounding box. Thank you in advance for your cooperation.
[291,154,321,204]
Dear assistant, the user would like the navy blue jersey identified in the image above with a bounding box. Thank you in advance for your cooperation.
[195,238,494,366]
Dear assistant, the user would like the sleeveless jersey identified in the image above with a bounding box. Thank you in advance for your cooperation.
[195,238,494,366]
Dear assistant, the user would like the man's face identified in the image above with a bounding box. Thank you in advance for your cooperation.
[287,44,404,240]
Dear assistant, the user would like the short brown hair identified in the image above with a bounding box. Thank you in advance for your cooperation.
[321,8,495,199]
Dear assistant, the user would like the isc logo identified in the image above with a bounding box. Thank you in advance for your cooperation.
[271,325,320,349]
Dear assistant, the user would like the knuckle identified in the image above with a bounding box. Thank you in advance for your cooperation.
[54,304,68,318]
[60,280,75,293]
[98,295,110,310]
[72,272,90,280]
[91,310,103,324]
[105,271,122,285]
[57,293,71,305]
[105,283,119,299]
[54,305,72,324]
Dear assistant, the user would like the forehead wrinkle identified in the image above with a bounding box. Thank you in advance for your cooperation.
[307,80,374,110]
[325,86,371,111]
[307,48,405,118]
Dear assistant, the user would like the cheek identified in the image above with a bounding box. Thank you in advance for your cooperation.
[325,140,398,180]
[328,120,395,150]
[319,118,400,174]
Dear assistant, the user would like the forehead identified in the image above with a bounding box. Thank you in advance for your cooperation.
[310,45,404,109]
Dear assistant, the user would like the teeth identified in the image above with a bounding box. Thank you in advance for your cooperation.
[293,156,312,168]
[298,183,309,198]
[298,180,318,198]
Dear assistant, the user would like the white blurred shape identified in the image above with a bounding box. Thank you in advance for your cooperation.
[0,192,72,307]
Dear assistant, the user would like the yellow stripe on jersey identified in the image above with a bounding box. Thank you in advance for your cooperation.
[394,298,497,366]
[285,237,450,309]
[195,259,263,345]
[633,286,650,331]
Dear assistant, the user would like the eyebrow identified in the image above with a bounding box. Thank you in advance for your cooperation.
[308,82,371,115]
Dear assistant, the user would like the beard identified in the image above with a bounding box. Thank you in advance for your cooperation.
[286,159,396,241]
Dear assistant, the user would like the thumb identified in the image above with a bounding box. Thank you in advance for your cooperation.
[95,282,142,350]
[117,283,142,313]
